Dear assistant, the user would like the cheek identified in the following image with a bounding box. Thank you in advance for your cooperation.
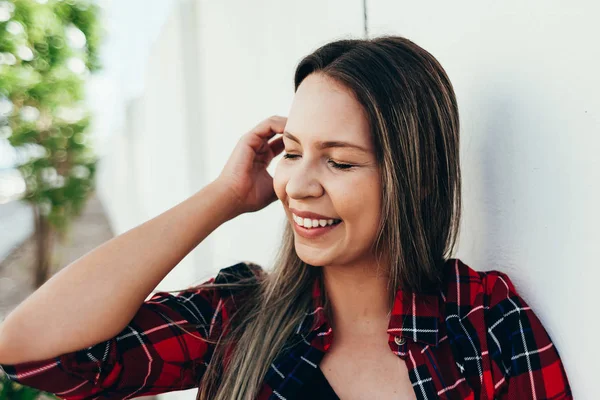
[363,183,382,233]
[337,176,381,226]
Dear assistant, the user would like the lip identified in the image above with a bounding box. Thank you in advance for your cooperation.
[293,219,342,239]
[289,207,339,220]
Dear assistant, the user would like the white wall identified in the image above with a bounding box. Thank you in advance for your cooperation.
[98,2,208,294]
[190,0,366,281]
[96,1,597,398]
[368,1,598,398]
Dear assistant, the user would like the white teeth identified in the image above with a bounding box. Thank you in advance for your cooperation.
[292,214,341,229]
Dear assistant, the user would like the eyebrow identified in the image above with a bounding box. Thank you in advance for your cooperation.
[283,131,370,153]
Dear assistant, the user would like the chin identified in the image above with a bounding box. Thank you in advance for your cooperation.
[294,245,330,267]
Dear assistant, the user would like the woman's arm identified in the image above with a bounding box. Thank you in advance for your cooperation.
[0,179,239,364]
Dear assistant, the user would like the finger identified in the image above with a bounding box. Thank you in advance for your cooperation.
[268,136,284,157]
[265,175,279,204]
[249,115,287,139]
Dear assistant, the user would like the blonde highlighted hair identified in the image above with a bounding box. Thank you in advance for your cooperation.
[158,34,462,400]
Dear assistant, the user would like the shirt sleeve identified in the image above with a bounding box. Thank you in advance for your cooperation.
[484,271,572,400]
[0,274,222,400]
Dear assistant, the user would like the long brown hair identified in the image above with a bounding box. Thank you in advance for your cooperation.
[157,34,462,399]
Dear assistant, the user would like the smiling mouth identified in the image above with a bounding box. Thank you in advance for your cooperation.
[292,214,342,229]
[295,219,342,229]
[292,218,343,238]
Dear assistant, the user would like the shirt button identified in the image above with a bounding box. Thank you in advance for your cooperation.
[394,336,406,345]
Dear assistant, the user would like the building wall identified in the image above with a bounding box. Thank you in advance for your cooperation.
[97,2,206,295]
[367,2,598,397]
[97,1,598,398]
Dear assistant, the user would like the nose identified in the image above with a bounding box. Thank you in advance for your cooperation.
[285,158,324,199]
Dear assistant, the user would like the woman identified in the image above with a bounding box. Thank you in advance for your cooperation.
[0,35,571,399]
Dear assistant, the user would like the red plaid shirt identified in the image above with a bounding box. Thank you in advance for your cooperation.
[0,258,572,399]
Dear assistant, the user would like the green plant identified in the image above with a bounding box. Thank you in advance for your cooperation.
[0,372,57,400]
[0,0,104,289]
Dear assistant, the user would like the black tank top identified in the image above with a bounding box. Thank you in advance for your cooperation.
[296,365,340,399]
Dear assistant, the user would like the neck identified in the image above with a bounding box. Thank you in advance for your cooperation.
[321,262,392,341]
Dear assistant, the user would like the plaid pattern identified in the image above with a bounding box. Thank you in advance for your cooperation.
[0,259,571,399]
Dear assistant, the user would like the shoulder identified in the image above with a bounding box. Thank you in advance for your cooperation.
[174,261,265,298]
[212,261,266,297]
[440,257,521,309]
[214,261,266,284]
[440,258,535,332]
[145,261,266,332]
[440,258,529,335]
[440,259,572,398]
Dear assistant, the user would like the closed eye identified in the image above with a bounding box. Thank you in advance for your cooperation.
[282,153,355,170]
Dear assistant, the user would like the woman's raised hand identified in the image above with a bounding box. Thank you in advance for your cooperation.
[216,115,286,215]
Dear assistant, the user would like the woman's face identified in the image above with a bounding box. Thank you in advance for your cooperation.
[273,73,382,268]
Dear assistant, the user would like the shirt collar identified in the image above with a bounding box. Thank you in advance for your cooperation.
[301,270,441,347]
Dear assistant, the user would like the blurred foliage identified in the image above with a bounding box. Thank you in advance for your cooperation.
[0,0,104,398]
[0,0,104,234]
[0,373,56,400]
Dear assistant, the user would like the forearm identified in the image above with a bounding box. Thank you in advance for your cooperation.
[0,180,239,364]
